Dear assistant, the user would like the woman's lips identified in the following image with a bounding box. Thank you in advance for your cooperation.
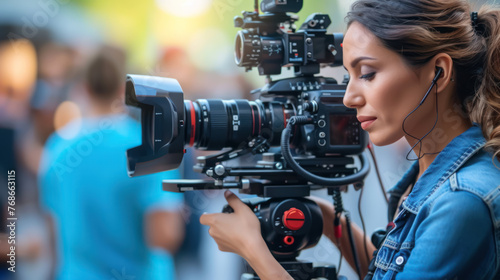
[358,116,377,130]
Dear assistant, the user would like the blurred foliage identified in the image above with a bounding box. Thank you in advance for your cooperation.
[68,0,342,69]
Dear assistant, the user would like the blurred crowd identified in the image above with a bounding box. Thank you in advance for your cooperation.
[0,10,256,279]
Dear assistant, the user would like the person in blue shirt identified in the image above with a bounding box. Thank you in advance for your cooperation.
[38,46,185,280]
[200,0,500,279]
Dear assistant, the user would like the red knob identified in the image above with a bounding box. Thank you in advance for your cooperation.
[283,208,305,231]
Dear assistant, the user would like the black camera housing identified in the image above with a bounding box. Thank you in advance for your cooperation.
[124,74,367,177]
[254,76,366,156]
[300,87,363,156]
[234,11,343,76]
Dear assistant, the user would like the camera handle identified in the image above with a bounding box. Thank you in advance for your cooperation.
[281,116,370,187]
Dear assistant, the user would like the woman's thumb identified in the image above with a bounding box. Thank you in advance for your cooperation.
[224,190,245,212]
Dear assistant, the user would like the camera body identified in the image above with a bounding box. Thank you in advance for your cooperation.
[125,2,369,277]
[258,77,363,156]
[299,86,362,156]
[235,11,342,76]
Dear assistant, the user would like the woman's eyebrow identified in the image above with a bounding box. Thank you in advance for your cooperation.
[350,56,376,68]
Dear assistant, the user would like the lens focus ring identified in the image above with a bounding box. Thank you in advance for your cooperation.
[198,100,228,150]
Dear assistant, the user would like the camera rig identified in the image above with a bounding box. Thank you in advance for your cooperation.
[125,1,369,279]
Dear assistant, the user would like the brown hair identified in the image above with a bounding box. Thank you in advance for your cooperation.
[86,45,126,101]
[346,0,500,160]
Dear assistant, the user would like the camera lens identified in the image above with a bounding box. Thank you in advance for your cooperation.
[184,99,294,150]
[234,30,261,67]
[184,99,258,150]
[235,32,244,65]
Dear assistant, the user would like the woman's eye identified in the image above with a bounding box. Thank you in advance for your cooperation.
[359,72,376,80]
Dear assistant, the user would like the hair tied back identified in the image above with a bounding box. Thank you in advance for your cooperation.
[471,12,481,35]
[471,11,478,26]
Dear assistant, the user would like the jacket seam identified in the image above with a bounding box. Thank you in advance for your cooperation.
[412,142,485,213]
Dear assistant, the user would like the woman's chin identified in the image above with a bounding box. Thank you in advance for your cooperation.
[368,131,400,147]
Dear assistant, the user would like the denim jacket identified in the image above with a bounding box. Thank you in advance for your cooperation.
[371,125,500,280]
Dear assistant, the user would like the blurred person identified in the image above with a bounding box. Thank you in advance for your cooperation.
[23,42,78,182]
[0,34,38,198]
[38,45,185,280]
[0,26,39,279]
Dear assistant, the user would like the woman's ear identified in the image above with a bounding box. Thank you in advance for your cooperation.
[432,53,454,93]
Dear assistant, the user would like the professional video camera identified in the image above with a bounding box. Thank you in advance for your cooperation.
[125,1,370,279]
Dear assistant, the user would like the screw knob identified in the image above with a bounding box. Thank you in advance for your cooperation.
[283,208,305,231]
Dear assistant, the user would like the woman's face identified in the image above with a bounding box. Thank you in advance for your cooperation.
[343,22,437,146]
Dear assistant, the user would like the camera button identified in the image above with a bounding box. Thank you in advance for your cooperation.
[318,139,326,146]
[319,132,326,138]
[318,120,326,128]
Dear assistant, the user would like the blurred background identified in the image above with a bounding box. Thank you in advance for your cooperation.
[0,0,493,280]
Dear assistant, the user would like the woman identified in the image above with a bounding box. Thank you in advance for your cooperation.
[200,0,500,279]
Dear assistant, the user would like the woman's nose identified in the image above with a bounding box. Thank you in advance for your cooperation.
[343,83,365,109]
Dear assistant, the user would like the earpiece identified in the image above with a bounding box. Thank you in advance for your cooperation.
[417,67,443,106]
[434,67,443,82]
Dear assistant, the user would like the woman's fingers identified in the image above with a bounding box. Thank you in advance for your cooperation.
[199,191,264,257]
[199,212,216,226]
[224,190,247,213]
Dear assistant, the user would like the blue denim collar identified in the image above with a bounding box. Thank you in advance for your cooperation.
[389,125,486,214]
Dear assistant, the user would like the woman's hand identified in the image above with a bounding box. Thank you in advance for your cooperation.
[200,190,294,280]
[200,190,265,260]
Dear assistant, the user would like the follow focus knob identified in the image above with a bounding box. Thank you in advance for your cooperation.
[282,208,305,231]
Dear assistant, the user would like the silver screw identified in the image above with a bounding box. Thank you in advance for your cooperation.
[214,165,225,176]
